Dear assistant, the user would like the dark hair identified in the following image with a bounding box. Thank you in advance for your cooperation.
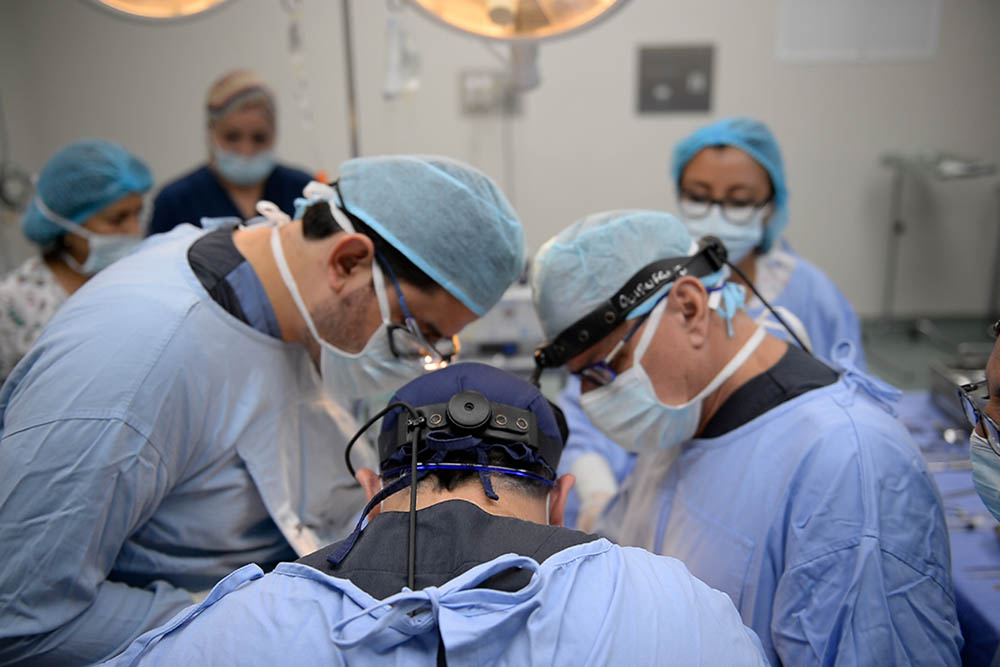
[384,446,553,500]
[302,201,437,291]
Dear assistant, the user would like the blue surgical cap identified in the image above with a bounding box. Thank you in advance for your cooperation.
[670,118,788,253]
[532,210,736,341]
[337,155,525,317]
[21,139,152,247]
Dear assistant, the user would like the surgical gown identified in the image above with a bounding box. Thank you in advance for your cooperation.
[559,244,865,527]
[594,357,961,666]
[105,538,768,666]
[0,225,367,665]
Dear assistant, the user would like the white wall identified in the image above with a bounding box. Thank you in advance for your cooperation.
[1,0,998,317]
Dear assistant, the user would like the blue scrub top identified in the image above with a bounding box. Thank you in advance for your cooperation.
[558,244,865,528]
[0,225,366,665]
[148,164,312,236]
[595,355,962,666]
[106,537,769,666]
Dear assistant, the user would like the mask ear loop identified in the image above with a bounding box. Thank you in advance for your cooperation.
[325,198,394,325]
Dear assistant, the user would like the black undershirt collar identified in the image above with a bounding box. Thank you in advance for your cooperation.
[700,343,839,438]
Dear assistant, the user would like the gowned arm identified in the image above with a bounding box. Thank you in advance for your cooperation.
[0,418,194,665]
[771,539,962,667]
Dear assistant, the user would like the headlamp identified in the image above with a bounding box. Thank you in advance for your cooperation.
[532,236,728,379]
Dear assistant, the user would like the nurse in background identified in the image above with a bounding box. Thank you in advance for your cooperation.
[0,138,150,381]
[558,117,865,530]
[147,69,311,235]
[672,117,863,361]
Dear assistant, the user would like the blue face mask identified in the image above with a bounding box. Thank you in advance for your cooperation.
[971,432,1000,523]
[681,204,766,265]
[580,297,765,452]
[212,145,276,187]
[34,196,141,275]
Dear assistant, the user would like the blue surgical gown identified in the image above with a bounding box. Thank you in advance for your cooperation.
[595,358,961,666]
[105,539,769,666]
[0,225,367,665]
[559,244,865,527]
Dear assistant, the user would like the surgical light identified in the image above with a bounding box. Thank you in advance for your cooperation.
[410,0,629,41]
[88,0,232,20]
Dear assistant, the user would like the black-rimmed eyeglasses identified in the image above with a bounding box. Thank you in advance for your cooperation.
[957,381,1000,456]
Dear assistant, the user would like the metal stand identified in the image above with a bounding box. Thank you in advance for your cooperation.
[990,184,1000,320]
[881,164,905,321]
[341,0,360,158]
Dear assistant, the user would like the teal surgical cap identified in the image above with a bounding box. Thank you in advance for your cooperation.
[22,139,152,247]
[532,210,738,341]
[337,155,525,317]
[671,117,788,253]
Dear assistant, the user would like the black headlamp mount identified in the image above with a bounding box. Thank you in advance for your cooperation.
[532,236,728,374]
[376,390,563,478]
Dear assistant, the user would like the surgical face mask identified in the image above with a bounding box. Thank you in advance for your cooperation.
[682,204,766,265]
[269,227,424,400]
[212,145,275,187]
[580,297,766,452]
[971,431,1000,523]
[34,196,141,275]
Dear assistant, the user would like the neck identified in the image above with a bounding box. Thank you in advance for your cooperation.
[233,223,314,354]
[212,166,266,218]
[381,483,547,524]
[695,312,787,433]
[44,255,90,294]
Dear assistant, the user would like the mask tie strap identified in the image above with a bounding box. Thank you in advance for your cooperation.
[33,197,95,240]
[688,326,767,404]
[269,227,325,346]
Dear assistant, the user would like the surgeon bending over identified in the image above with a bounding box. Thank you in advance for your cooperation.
[531,210,961,666]
[0,156,524,665]
[558,118,865,529]
[107,363,767,666]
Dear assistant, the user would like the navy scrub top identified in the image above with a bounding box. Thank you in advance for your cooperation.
[148,164,312,236]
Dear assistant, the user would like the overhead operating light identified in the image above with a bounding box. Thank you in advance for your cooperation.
[410,0,629,41]
[88,0,232,20]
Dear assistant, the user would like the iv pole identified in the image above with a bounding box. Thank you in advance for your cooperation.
[341,0,361,158]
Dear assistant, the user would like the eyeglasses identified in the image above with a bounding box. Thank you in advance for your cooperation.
[957,382,1000,456]
[575,300,660,388]
[679,192,772,225]
[379,259,460,369]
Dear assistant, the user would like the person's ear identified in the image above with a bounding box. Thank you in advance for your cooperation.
[356,468,382,520]
[548,473,575,527]
[327,233,375,292]
[668,276,711,348]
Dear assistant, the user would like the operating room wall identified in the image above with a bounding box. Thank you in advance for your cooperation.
[1,0,998,318]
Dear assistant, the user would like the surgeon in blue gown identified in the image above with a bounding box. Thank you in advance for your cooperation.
[559,118,865,530]
[106,363,767,666]
[530,210,961,666]
[0,156,525,665]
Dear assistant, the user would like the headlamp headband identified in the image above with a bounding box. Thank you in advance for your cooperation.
[375,390,563,478]
[533,236,728,371]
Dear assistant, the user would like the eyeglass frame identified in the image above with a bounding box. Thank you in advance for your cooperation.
[678,190,773,225]
[576,308,653,388]
[956,381,1000,456]
[379,257,460,365]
